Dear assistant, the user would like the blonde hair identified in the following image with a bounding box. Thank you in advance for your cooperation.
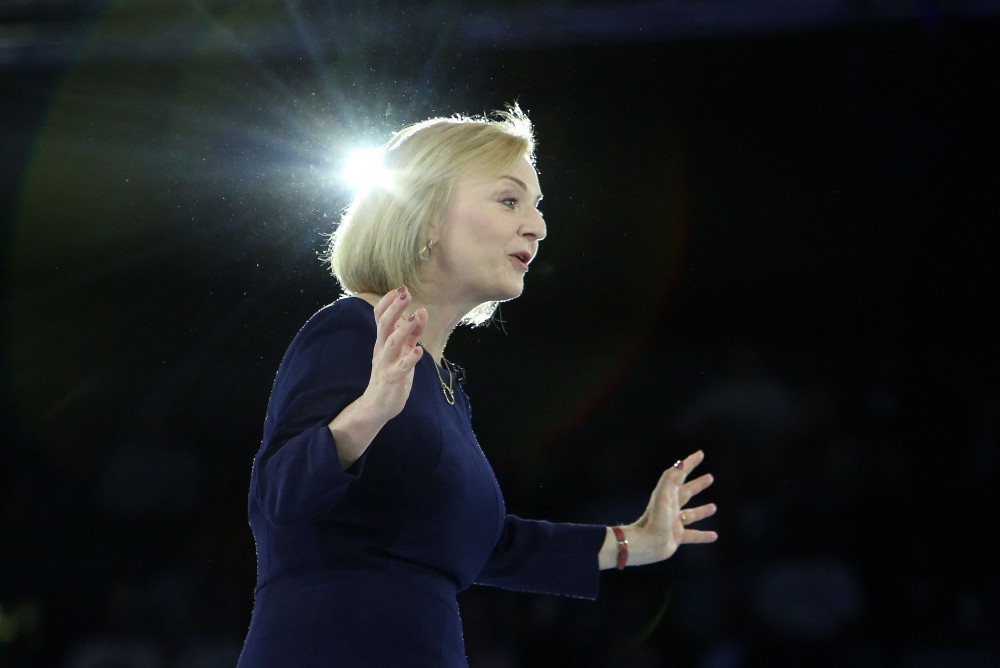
[325,105,535,325]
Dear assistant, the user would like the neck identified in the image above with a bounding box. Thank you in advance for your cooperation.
[355,290,470,365]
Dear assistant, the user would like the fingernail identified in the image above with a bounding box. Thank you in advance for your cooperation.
[673,460,684,469]
[408,313,416,322]
[397,286,408,300]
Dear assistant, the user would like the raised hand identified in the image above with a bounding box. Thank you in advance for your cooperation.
[327,286,426,468]
[601,450,718,569]
[638,449,718,561]
[363,286,427,423]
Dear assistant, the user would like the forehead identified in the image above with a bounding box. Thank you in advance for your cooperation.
[508,156,541,187]
[462,155,541,194]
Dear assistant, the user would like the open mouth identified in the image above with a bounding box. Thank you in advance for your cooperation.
[509,251,531,266]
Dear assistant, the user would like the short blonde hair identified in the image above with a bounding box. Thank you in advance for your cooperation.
[326,105,535,324]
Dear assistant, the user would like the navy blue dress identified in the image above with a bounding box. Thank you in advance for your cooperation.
[238,297,606,667]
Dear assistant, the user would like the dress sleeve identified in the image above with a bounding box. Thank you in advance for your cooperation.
[252,299,375,527]
[475,515,607,600]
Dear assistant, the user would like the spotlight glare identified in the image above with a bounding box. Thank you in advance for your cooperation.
[340,147,388,193]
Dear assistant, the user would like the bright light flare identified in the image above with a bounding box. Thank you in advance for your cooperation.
[339,147,390,194]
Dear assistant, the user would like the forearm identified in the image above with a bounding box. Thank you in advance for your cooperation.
[326,393,388,470]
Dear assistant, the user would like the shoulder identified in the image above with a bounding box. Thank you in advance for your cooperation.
[277,296,376,374]
[294,296,375,344]
[307,295,374,327]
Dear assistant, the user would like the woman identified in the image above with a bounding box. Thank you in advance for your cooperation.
[237,106,718,667]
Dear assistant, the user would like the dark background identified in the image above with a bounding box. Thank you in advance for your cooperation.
[2,1,999,666]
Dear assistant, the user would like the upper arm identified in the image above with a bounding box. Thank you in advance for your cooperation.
[253,300,375,525]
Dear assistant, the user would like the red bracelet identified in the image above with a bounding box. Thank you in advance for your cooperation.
[612,526,628,570]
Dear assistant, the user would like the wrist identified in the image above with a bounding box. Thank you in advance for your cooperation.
[327,394,385,469]
[612,526,629,570]
[599,524,638,570]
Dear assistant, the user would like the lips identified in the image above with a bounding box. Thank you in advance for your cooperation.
[508,251,532,271]
[509,251,532,264]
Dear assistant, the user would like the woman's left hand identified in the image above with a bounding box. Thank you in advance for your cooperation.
[600,450,718,569]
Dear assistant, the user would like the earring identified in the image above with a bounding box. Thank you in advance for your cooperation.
[419,239,435,261]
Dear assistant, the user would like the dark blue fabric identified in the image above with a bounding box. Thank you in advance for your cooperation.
[238,297,606,667]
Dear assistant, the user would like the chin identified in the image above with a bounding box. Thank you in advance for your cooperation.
[472,277,525,304]
[499,280,526,301]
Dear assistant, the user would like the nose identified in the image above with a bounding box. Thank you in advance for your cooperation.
[520,208,547,242]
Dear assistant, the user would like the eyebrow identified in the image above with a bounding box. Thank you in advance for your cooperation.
[499,175,543,204]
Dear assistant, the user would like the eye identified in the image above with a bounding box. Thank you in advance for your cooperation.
[500,197,519,209]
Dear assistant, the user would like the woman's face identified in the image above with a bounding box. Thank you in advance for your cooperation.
[430,156,546,307]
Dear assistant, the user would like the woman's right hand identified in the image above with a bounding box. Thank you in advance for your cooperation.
[328,286,425,469]
[362,286,426,422]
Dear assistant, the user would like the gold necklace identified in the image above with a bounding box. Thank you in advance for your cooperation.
[430,354,456,405]
[399,313,454,406]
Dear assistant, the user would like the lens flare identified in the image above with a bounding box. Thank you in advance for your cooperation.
[340,147,389,193]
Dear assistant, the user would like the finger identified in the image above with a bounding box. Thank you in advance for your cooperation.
[682,529,719,544]
[382,318,417,357]
[375,287,411,346]
[374,329,423,379]
[372,288,398,323]
[386,320,426,369]
[666,450,705,487]
[651,467,684,506]
[401,308,427,349]
[680,472,715,505]
[395,339,424,370]
[680,449,706,475]
[680,503,717,525]
[380,309,427,366]
[652,453,710,503]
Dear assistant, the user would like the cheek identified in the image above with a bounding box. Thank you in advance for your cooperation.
[461,213,493,236]
[439,203,511,264]
[453,217,501,254]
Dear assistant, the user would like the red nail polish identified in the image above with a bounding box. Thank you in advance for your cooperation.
[408,313,416,322]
